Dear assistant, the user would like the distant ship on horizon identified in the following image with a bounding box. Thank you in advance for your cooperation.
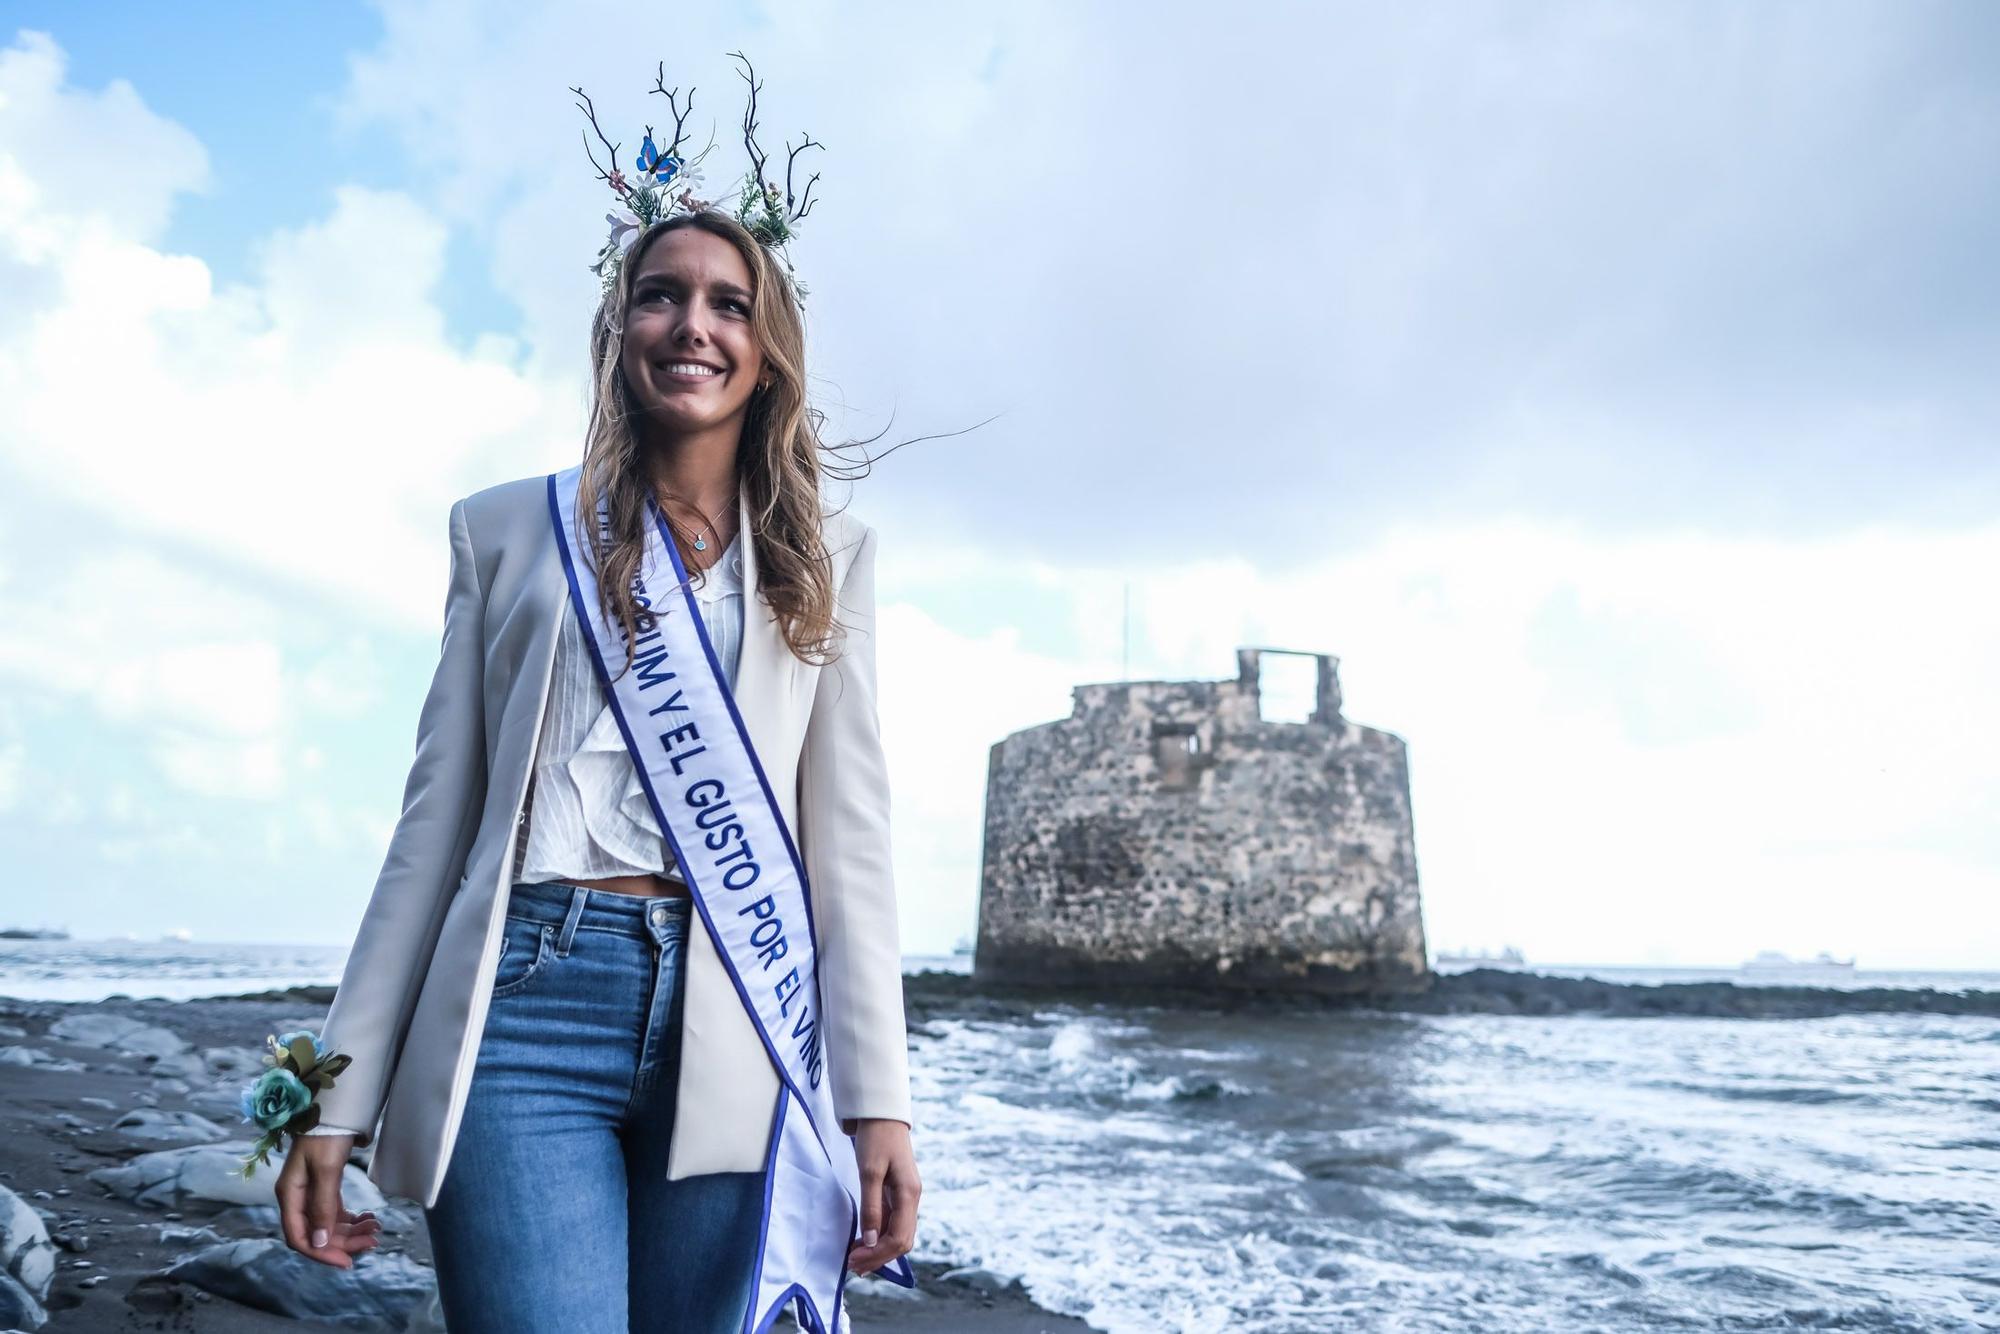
[1740,949,1856,972]
[0,925,70,940]
[1435,945,1527,967]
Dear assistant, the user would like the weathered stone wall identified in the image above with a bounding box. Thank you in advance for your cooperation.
[974,649,1429,995]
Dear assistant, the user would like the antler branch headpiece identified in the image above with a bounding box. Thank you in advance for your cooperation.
[573,52,823,305]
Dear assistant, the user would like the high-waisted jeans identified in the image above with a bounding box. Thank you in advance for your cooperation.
[423,880,766,1333]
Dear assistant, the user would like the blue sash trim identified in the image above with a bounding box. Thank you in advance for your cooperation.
[545,469,911,1334]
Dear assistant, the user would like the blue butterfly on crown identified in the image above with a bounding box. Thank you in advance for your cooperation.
[572,50,822,302]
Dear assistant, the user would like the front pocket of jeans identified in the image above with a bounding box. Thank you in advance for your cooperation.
[490,917,553,997]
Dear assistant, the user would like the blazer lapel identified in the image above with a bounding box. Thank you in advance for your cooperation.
[732,485,794,754]
[519,482,791,766]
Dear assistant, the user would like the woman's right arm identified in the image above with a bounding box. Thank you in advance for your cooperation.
[308,497,489,1147]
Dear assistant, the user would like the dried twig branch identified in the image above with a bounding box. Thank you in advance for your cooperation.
[570,85,622,186]
[648,61,696,160]
[729,50,770,192]
[783,133,824,218]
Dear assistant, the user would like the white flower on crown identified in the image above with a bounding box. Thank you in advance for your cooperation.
[591,149,722,283]
[575,55,819,305]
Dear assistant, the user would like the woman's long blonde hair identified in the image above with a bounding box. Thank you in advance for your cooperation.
[574,209,849,680]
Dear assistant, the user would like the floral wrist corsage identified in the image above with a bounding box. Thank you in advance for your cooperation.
[234,1028,352,1178]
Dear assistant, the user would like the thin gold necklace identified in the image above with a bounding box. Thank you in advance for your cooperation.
[656,484,737,554]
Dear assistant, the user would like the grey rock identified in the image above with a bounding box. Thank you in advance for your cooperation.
[0,1185,54,1301]
[0,1048,85,1074]
[46,1013,189,1059]
[0,1269,46,1330]
[211,1204,280,1233]
[165,1238,436,1331]
[158,1225,226,1247]
[122,1274,183,1314]
[0,1023,28,1039]
[371,1204,420,1236]
[848,1271,928,1302]
[940,1265,1018,1294]
[87,1142,384,1215]
[148,1050,208,1081]
[108,1108,229,1147]
[201,1046,265,1080]
[404,1285,447,1333]
[272,1018,331,1036]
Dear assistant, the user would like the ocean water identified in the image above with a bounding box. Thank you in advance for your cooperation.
[907,991,2000,1332]
[6,942,1995,1329]
[0,940,974,1002]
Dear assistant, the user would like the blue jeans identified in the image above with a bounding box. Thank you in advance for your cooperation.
[424,880,767,1333]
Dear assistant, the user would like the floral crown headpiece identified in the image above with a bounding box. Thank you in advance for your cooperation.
[572,51,823,306]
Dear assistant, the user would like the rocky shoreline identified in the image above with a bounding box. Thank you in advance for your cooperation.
[902,965,2000,1020]
[0,987,1095,1332]
[8,968,1985,1329]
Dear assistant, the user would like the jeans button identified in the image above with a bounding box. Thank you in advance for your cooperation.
[650,905,667,926]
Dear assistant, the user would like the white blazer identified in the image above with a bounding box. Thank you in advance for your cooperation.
[314,473,909,1209]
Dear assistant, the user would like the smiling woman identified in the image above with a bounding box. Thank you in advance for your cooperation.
[622,231,774,451]
[278,64,921,1332]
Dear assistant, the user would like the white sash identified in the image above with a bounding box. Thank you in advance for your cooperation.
[546,466,914,1334]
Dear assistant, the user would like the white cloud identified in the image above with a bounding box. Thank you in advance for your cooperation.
[874,595,1083,953]
[329,1,2000,563]
[1,22,1994,969]
[0,30,208,247]
[0,738,23,813]
[871,516,2000,966]
[0,543,288,784]
[1196,520,2000,969]
[0,32,576,633]
[0,30,570,810]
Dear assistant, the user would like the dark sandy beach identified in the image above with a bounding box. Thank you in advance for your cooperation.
[0,986,1096,1332]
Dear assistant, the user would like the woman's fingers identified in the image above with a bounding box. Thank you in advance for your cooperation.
[335,1209,384,1254]
[308,1150,350,1264]
[848,1157,921,1273]
[276,1141,367,1269]
[274,1152,313,1257]
[882,1163,922,1256]
[848,1154,887,1270]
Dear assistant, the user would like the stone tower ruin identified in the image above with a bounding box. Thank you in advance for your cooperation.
[974,648,1429,995]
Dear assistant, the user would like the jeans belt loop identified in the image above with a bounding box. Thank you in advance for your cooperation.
[557,884,588,956]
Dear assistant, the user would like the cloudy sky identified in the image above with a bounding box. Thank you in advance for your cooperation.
[2,2,1994,968]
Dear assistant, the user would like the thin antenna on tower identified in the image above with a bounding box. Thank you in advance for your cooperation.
[1121,580,1131,680]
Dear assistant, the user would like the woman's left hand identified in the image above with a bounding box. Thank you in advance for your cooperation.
[846,1117,921,1275]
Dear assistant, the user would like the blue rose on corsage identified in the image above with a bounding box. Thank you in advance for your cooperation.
[233,1027,353,1178]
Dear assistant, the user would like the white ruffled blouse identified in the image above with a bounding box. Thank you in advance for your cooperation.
[513,529,745,887]
[307,532,744,1137]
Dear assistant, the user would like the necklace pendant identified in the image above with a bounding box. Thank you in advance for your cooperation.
[693,537,708,551]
